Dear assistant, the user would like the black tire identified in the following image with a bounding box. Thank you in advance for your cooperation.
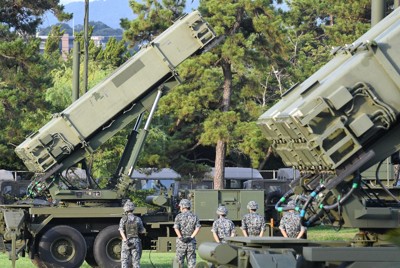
[93,225,121,268]
[38,225,87,268]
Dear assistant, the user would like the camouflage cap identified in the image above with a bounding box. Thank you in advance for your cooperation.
[247,200,258,210]
[216,206,228,215]
[179,199,191,208]
[123,200,135,212]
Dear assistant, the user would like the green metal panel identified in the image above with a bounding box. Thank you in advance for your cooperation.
[303,247,400,262]
[191,189,265,221]
[198,242,237,264]
[219,190,240,220]
[192,190,218,220]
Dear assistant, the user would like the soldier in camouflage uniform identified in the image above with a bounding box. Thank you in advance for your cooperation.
[279,200,306,239]
[211,206,235,243]
[241,201,266,237]
[119,200,146,268]
[173,199,201,268]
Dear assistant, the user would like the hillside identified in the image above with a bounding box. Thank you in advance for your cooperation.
[40,0,135,30]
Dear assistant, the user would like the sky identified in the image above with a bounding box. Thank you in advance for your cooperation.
[43,0,200,29]
[59,0,199,7]
[60,0,94,4]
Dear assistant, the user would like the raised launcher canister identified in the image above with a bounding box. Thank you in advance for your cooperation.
[15,11,215,176]
[257,7,400,184]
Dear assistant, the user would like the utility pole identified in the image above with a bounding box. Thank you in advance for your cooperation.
[83,0,89,92]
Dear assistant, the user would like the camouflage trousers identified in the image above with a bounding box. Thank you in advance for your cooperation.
[175,239,196,268]
[121,237,142,268]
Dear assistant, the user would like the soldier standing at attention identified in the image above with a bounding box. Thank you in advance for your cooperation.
[173,199,201,268]
[241,201,266,237]
[211,206,235,243]
[279,200,306,239]
[119,200,146,268]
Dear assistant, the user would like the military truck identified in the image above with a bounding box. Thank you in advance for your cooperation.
[0,11,226,268]
[199,3,400,268]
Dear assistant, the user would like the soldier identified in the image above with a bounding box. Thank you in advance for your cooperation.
[173,199,201,268]
[279,200,306,239]
[119,200,146,268]
[241,200,266,237]
[211,206,235,243]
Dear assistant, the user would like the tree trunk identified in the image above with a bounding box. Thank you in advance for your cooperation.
[214,140,226,189]
[213,8,243,189]
[214,59,233,189]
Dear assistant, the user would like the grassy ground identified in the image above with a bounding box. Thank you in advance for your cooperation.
[0,226,359,267]
[0,251,178,268]
[307,226,358,241]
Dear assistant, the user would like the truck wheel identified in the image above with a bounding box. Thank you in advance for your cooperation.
[93,225,121,268]
[38,225,87,268]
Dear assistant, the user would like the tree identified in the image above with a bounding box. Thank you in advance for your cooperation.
[281,0,371,84]
[119,0,288,187]
[44,25,65,57]
[186,0,286,188]
[0,1,71,170]
[0,0,71,35]
[121,0,186,46]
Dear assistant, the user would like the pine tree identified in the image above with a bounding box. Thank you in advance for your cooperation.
[0,1,70,169]
[281,0,371,85]
[185,0,286,188]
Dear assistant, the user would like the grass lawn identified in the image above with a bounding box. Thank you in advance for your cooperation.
[307,225,358,241]
[0,226,359,267]
[0,251,183,268]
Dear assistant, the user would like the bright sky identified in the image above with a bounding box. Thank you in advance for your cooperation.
[60,0,96,4]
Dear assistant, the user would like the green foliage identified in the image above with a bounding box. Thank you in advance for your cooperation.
[0,0,73,170]
[281,0,371,84]
[44,25,65,56]
[96,37,130,68]
[0,35,53,169]
[154,0,286,173]
[121,0,186,46]
[0,0,71,35]
[127,189,157,208]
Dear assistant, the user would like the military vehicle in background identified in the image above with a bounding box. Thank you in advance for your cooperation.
[0,11,225,268]
[199,3,400,267]
[132,166,294,227]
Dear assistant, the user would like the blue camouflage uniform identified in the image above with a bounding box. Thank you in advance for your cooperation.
[211,217,235,242]
[241,212,266,236]
[279,210,303,238]
[173,210,201,268]
[119,213,145,268]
